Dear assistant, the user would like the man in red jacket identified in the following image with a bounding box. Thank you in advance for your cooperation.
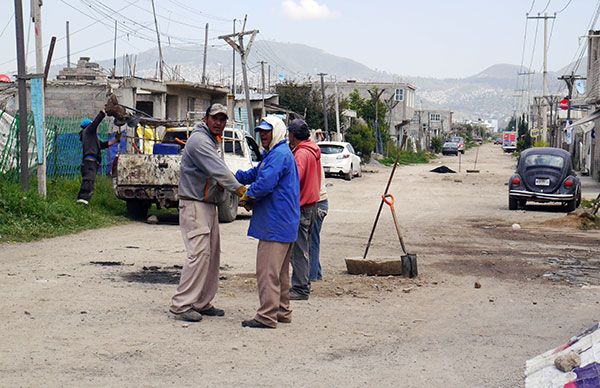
[288,119,322,300]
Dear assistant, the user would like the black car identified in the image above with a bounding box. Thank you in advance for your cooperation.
[508,147,581,211]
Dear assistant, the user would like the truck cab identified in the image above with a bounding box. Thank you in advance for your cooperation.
[112,124,261,222]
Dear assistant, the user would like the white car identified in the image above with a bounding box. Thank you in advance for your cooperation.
[318,141,362,181]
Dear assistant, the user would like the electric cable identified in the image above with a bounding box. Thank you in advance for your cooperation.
[0,13,14,40]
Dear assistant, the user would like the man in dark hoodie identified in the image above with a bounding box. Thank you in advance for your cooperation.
[287,119,322,300]
[76,110,121,205]
[169,103,247,323]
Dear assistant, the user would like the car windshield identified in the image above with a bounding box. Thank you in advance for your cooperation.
[523,154,565,169]
[450,137,463,143]
[319,145,344,154]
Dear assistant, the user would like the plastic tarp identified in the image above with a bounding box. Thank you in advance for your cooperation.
[525,323,600,387]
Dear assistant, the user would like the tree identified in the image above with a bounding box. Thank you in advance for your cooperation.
[517,114,531,151]
[276,81,336,131]
[345,121,375,162]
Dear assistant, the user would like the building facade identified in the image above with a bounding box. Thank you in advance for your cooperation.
[405,109,453,150]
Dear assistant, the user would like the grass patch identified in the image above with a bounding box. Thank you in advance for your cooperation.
[0,176,129,243]
[379,151,432,167]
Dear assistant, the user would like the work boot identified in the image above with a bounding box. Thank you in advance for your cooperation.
[289,290,309,301]
[192,306,225,317]
[170,309,203,322]
[241,319,273,329]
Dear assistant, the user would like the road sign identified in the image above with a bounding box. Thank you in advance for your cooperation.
[559,98,569,110]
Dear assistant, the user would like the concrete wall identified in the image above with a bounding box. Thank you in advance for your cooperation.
[45,83,109,118]
[405,109,453,150]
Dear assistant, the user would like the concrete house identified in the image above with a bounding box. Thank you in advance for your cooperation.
[323,80,416,145]
[405,109,453,150]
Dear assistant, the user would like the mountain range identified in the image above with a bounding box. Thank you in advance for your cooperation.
[54,40,587,127]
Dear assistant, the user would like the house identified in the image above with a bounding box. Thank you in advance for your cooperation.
[566,30,600,179]
[405,109,453,150]
[323,80,416,146]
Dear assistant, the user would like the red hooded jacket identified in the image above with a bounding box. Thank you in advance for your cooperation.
[292,140,322,208]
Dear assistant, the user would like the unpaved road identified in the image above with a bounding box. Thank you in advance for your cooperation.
[1,144,599,387]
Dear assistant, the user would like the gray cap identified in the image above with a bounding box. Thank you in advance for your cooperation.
[207,103,228,118]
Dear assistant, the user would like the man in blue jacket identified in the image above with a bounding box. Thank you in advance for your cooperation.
[235,115,300,329]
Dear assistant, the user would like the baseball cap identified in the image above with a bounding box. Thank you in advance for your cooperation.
[255,120,274,131]
[288,119,310,139]
[206,103,228,118]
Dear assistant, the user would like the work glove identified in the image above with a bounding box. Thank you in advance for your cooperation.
[235,185,247,198]
[238,192,254,212]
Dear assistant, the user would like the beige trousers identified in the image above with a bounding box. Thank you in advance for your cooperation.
[170,200,220,314]
[254,240,293,328]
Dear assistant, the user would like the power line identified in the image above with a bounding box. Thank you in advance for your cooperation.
[528,0,537,13]
[0,13,15,40]
[539,0,552,13]
[556,0,573,13]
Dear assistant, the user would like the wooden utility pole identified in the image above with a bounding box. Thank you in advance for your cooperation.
[368,88,385,154]
[202,23,208,84]
[258,60,267,118]
[112,20,117,78]
[14,0,29,191]
[231,19,236,93]
[318,73,328,133]
[32,0,46,197]
[527,13,556,141]
[150,0,163,81]
[219,18,259,136]
[66,21,70,68]
[558,73,585,124]
[333,76,341,137]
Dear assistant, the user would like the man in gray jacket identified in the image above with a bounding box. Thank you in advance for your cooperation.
[170,103,247,322]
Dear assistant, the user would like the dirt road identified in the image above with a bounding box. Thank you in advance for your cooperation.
[1,144,599,387]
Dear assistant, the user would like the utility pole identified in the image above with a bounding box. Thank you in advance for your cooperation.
[267,64,271,92]
[558,73,586,124]
[14,0,29,191]
[219,17,259,136]
[150,0,163,81]
[231,19,236,93]
[368,88,385,154]
[202,23,208,84]
[333,77,341,138]
[112,20,117,78]
[527,13,556,141]
[318,73,328,133]
[32,0,46,197]
[66,21,70,68]
[258,60,266,118]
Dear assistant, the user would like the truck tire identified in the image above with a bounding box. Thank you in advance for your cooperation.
[218,192,238,223]
[126,200,150,220]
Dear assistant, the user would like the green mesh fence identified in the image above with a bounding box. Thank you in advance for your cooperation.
[0,110,116,182]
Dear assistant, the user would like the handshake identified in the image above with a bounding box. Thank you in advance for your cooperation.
[235,186,254,211]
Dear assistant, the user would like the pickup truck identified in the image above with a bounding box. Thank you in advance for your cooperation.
[112,125,261,222]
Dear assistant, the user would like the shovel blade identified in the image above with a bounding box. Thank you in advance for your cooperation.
[401,254,418,278]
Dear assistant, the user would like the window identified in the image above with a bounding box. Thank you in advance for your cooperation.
[430,113,441,122]
[187,97,195,112]
[319,145,344,154]
[394,88,404,102]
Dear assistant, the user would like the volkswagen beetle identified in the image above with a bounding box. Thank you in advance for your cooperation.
[508,147,581,211]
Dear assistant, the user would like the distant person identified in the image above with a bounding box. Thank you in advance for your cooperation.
[235,115,300,329]
[309,165,328,281]
[288,119,322,300]
[169,103,247,322]
[76,109,120,205]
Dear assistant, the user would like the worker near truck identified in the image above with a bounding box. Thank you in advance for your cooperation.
[169,103,247,323]
[288,119,322,300]
[76,108,121,205]
[235,115,300,329]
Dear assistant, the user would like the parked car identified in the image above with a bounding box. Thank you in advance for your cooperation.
[473,136,483,144]
[318,141,362,181]
[508,147,581,211]
[449,136,465,154]
[442,141,459,156]
[494,137,502,145]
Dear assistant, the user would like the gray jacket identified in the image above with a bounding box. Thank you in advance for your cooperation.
[178,122,241,204]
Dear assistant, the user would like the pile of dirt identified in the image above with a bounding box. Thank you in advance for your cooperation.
[541,210,600,230]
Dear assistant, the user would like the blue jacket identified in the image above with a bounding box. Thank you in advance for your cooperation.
[235,140,300,243]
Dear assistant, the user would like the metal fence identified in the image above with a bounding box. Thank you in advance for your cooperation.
[0,110,120,181]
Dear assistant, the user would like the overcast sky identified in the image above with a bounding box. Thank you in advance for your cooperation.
[0,0,595,79]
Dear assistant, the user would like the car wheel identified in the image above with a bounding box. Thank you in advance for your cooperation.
[508,196,518,210]
[218,191,239,223]
[126,199,150,220]
[565,198,577,213]
[356,166,362,177]
[344,168,353,181]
